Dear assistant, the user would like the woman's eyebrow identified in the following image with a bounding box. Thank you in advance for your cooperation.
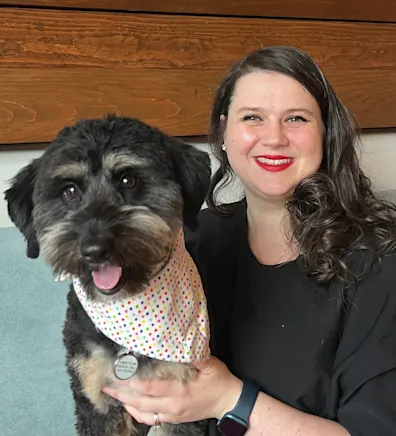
[284,108,315,116]
[235,107,316,116]
[236,106,263,114]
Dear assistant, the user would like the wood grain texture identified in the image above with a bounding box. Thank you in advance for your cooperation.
[1,0,396,23]
[1,8,396,143]
[1,9,396,70]
[1,67,395,144]
[0,68,222,143]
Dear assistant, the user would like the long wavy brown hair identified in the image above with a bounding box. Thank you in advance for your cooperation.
[207,45,396,285]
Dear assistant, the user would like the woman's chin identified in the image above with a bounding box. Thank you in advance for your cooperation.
[251,185,296,202]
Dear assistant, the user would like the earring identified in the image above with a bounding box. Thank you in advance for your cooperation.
[221,144,227,151]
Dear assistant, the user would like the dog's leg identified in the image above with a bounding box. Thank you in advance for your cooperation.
[71,377,150,436]
[69,346,117,414]
[68,354,124,436]
[74,402,149,436]
[69,347,150,436]
[62,292,150,435]
[72,388,125,436]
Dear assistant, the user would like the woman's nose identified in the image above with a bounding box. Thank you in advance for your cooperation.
[259,121,288,148]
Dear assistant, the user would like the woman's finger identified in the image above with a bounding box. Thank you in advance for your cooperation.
[102,386,139,404]
[103,386,176,415]
[124,405,172,427]
[124,404,154,425]
[128,378,180,397]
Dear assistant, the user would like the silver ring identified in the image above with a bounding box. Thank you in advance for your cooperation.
[153,412,161,429]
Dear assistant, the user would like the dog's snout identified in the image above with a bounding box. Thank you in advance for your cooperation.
[81,237,113,264]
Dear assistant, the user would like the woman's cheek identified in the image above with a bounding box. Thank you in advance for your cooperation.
[290,126,322,153]
[228,128,260,154]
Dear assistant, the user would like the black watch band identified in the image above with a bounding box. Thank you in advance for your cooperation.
[217,379,259,435]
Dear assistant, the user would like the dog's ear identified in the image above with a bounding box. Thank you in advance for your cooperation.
[168,138,211,230]
[4,159,41,258]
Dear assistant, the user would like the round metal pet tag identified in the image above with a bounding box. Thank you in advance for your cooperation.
[114,354,139,380]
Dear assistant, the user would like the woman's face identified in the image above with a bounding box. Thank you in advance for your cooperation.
[223,71,323,202]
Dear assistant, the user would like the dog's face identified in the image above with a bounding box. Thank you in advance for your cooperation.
[5,115,211,298]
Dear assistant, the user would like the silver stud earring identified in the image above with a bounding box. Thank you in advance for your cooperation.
[221,144,227,151]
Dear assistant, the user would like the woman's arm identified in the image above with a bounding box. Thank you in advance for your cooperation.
[103,356,350,436]
[246,391,349,436]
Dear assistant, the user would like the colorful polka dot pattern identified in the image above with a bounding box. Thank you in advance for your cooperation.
[73,229,211,363]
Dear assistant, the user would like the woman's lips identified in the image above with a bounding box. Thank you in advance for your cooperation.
[254,156,294,172]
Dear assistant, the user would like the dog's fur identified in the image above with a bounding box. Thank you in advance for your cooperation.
[5,115,211,436]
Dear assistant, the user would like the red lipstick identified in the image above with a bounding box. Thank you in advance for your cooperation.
[254,155,294,172]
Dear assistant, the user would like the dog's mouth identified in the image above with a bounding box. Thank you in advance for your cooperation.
[91,265,123,295]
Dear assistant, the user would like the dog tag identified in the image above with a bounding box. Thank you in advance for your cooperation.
[114,353,139,380]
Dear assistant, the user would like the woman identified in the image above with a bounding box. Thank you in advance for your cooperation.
[103,46,396,435]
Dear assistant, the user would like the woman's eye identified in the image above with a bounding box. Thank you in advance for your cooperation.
[62,184,80,203]
[286,115,307,123]
[242,115,261,122]
[119,173,137,190]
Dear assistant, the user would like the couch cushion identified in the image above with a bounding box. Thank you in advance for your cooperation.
[0,227,75,436]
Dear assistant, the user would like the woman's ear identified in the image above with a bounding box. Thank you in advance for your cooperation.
[219,114,227,144]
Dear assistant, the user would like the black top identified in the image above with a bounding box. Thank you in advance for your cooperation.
[184,202,396,436]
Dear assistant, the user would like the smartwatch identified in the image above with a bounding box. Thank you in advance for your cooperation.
[217,380,259,436]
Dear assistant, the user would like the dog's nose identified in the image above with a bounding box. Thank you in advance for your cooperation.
[81,238,113,264]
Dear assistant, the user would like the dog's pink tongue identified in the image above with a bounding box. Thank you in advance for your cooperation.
[92,266,122,290]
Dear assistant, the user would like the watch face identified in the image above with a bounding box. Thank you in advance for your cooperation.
[218,415,248,436]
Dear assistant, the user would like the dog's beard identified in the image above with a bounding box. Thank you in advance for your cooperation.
[39,205,175,298]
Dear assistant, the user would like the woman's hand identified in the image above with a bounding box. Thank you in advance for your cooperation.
[102,356,242,426]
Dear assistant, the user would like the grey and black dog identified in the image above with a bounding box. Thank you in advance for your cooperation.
[5,115,211,436]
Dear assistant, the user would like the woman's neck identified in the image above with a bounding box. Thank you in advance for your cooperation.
[245,193,299,265]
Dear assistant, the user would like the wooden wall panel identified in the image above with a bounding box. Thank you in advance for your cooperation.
[2,0,396,23]
[1,7,396,144]
[0,68,222,142]
[1,9,396,70]
[1,67,395,144]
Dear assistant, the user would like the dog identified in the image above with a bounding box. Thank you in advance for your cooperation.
[5,114,212,436]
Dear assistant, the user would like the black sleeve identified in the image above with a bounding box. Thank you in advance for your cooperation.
[335,254,396,435]
[183,205,244,362]
[183,207,215,266]
[339,370,396,435]
[183,204,242,271]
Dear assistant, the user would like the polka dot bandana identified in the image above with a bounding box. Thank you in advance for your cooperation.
[73,229,210,364]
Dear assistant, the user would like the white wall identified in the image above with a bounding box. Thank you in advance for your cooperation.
[359,132,396,193]
[1,133,395,228]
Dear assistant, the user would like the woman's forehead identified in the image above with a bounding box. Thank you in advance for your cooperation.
[230,71,318,111]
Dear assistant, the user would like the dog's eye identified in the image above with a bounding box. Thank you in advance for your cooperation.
[119,173,137,190]
[62,184,80,202]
